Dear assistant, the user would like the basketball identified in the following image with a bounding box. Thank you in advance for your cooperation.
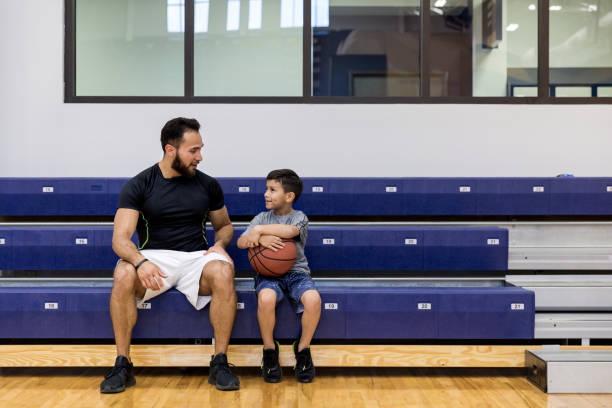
[248,239,297,277]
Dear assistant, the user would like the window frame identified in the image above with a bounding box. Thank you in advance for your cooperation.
[64,0,612,104]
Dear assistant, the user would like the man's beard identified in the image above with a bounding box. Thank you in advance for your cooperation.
[171,155,196,178]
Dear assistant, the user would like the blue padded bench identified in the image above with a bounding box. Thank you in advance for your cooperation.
[2,177,612,216]
[0,280,534,340]
[0,226,509,271]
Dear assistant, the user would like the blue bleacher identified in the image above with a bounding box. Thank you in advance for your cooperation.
[0,281,534,339]
[10,176,601,343]
[0,226,508,272]
[2,177,612,216]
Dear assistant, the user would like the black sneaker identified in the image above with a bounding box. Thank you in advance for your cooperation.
[208,353,240,391]
[100,355,136,394]
[262,341,282,383]
[293,342,315,383]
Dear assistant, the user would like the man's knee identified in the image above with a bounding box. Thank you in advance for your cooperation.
[205,260,235,290]
[258,289,277,310]
[113,261,138,291]
[301,290,321,311]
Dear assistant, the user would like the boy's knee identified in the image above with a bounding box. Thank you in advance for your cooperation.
[301,290,321,310]
[258,289,277,309]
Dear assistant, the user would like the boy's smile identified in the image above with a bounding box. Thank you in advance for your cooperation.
[265,179,294,215]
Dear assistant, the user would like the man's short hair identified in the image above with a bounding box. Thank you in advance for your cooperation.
[160,117,201,152]
[267,169,303,203]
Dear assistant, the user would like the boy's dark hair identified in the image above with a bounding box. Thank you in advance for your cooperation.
[267,169,303,203]
[160,117,200,152]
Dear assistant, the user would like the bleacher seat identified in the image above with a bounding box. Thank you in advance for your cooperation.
[2,177,612,217]
[0,280,534,340]
[0,226,508,272]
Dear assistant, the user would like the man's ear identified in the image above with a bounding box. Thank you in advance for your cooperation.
[164,144,176,156]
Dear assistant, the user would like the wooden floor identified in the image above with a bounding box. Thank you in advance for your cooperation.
[1,366,612,408]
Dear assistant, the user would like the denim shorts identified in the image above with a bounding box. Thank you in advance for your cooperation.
[254,271,316,314]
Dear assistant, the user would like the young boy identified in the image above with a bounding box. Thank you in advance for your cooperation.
[237,169,321,383]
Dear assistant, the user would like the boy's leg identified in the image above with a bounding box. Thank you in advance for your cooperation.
[258,288,278,349]
[297,290,321,351]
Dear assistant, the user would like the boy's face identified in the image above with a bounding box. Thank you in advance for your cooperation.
[264,179,294,211]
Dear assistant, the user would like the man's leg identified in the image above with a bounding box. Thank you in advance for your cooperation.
[297,290,321,351]
[198,260,236,356]
[101,261,146,393]
[257,289,277,349]
[110,260,146,358]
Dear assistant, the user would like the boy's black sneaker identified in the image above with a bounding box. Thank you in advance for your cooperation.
[100,355,136,394]
[293,342,315,383]
[208,353,240,391]
[262,341,282,383]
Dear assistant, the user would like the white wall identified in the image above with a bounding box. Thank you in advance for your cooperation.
[0,0,611,178]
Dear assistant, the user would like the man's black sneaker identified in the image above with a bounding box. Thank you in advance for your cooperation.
[293,342,315,383]
[100,355,136,394]
[208,353,240,391]
[262,341,282,383]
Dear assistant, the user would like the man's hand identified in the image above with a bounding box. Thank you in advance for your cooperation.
[136,261,168,291]
[206,243,234,266]
[259,235,285,252]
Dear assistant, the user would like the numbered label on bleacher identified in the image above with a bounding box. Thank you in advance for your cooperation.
[607,186,612,192]
[238,186,250,193]
[324,303,338,310]
[75,238,88,245]
[137,303,151,310]
[312,186,324,193]
[42,186,54,193]
[0,238,5,245]
[511,303,525,311]
[44,302,58,310]
[418,303,432,310]
[487,239,500,245]
[459,186,471,192]
[322,238,335,245]
[237,302,245,310]
[404,239,418,245]
[532,186,545,193]
[385,186,398,193]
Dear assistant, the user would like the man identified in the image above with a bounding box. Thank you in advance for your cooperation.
[100,117,240,393]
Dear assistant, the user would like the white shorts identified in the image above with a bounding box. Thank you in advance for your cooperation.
[134,249,230,310]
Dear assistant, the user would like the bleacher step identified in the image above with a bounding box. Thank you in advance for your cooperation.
[526,349,612,393]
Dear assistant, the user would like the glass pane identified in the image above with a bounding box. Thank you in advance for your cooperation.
[430,0,538,97]
[555,86,592,97]
[194,0,302,96]
[598,86,612,97]
[512,86,537,97]
[313,0,420,97]
[550,0,612,98]
[76,0,184,96]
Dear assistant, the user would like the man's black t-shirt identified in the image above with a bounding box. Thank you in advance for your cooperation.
[117,164,225,252]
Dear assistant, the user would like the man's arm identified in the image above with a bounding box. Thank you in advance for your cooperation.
[112,208,167,290]
[206,206,234,263]
[112,208,144,266]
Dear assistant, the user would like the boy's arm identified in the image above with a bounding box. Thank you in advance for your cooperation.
[237,224,298,249]
[253,224,299,239]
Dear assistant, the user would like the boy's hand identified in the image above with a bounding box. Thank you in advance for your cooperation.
[259,235,285,252]
[244,230,262,248]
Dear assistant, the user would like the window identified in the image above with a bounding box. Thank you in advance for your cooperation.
[549,0,612,98]
[75,0,184,96]
[65,0,612,102]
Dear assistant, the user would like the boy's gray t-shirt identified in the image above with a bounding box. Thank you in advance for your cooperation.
[242,210,310,275]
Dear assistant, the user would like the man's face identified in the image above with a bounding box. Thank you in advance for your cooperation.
[171,130,203,178]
